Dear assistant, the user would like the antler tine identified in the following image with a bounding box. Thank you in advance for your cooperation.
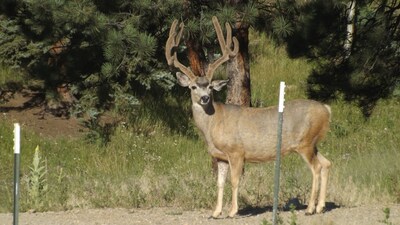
[165,20,179,66]
[212,16,227,54]
[226,23,239,57]
[206,16,239,80]
[175,22,184,47]
[165,19,196,79]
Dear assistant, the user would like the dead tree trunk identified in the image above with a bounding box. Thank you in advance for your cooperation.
[344,0,356,58]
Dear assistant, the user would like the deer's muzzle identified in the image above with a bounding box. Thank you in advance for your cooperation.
[200,96,210,105]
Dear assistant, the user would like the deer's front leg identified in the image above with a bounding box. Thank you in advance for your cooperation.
[228,155,244,218]
[208,146,228,161]
[212,160,229,218]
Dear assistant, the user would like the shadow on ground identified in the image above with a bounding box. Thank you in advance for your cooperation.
[238,200,340,217]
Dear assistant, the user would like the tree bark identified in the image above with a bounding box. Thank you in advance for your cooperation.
[225,22,251,106]
[183,0,207,77]
[344,0,356,58]
[185,38,207,77]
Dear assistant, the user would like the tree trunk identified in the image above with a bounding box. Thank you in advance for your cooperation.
[344,0,356,58]
[183,0,207,77]
[225,22,251,106]
[185,38,207,77]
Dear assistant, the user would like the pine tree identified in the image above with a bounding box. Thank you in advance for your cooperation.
[272,0,400,116]
[0,0,180,118]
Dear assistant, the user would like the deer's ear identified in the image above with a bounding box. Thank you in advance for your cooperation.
[212,80,228,91]
[176,72,191,87]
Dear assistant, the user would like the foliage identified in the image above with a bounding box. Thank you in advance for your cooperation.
[0,0,178,120]
[261,218,272,225]
[0,0,275,144]
[0,0,275,140]
[0,64,27,103]
[175,0,265,41]
[379,207,393,225]
[27,145,48,211]
[81,113,114,147]
[271,0,400,117]
[289,204,297,225]
[1,0,398,140]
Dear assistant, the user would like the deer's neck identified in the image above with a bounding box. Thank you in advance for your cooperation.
[192,102,216,134]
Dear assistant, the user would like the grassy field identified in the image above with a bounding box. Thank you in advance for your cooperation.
[1,33,399,213]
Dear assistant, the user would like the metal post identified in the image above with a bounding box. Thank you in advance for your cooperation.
[13,123,20,225]
[272,82,285,225]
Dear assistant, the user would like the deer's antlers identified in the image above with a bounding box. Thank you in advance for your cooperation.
[206,16,239,80]
[165,16,239,81]
[165,19,196,80]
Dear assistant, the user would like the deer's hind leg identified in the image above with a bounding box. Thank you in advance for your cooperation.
[316,151,331,213]
[299,146,322,215]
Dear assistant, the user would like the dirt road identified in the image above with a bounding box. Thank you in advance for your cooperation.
[1,205,399,225]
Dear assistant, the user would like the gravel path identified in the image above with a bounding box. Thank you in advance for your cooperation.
[1,204,399,225]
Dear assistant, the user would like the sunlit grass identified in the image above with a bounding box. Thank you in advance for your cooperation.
[249,31,310,107]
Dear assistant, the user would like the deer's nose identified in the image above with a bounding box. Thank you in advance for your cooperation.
[200,96,210,105]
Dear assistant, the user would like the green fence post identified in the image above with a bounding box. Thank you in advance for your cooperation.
[272,82,285,225]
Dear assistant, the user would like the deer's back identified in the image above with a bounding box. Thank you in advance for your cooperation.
[210,99,331,162]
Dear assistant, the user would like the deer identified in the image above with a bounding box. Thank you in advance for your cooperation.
[165,16,332,218]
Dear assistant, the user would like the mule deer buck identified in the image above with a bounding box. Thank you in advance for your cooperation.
[165,16,332,218]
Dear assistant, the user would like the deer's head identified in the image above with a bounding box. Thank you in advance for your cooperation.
[165,16,238,107]
[176,72,228,106]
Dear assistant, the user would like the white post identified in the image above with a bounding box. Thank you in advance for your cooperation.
[278,81,286,113]
[14,123,20,154]
[13,123,20,225]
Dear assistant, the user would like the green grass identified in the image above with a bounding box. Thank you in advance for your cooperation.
[0,120,218,212]
[0,64,27,89]
[1,32,400,213]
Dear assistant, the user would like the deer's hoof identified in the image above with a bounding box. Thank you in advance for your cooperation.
[305,205,316,216]
[228,211,238,218]
[210,211,221,219]
[316,205,327,214]
[305,211,315,216]
[305,208,316,216]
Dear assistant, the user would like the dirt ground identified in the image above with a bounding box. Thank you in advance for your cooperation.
[0,205,400,225]
[1,91,84,138]
[1,92,400,225]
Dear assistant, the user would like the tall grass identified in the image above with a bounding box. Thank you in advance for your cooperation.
[1,31,399,213]
[249,33,310,107]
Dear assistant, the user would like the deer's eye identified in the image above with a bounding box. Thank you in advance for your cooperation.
[190,86,197,90]
[209,85,213,89]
